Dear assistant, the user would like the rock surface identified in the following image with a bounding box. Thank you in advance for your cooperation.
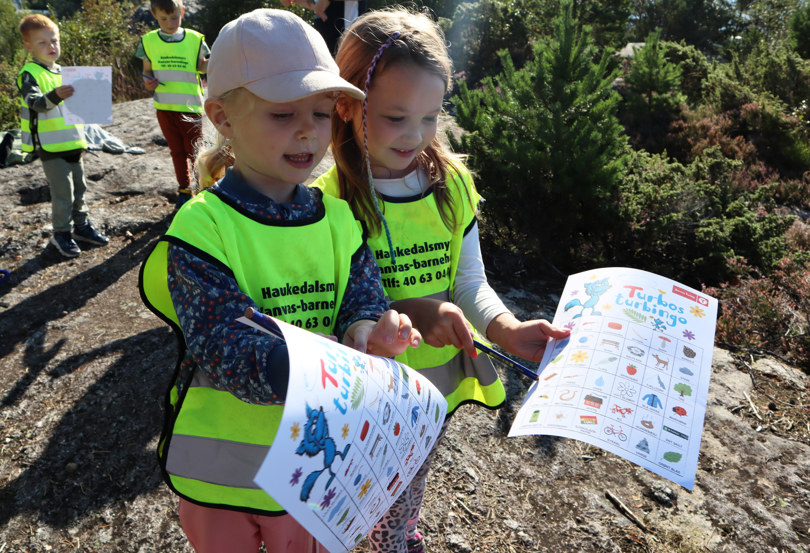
[1,98,808,552]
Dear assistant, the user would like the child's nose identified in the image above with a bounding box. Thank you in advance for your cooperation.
[402,126,422,146]
[296,118,318,140]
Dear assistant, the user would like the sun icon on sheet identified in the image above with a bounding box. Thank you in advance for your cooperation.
[571,350,589,363]
[359,479,372,498]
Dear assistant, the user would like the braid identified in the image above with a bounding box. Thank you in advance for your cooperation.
[362,32,401,266]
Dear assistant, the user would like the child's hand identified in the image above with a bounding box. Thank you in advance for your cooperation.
[487,313,571,362]
[55,85,74,99]
[391,298,476,358]
[314,0,329,21]
[143,77,159,92]
[344,310,421,357]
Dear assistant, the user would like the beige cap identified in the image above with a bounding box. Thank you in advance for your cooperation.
[207,9,364,102]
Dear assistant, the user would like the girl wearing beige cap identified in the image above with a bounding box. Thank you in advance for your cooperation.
[139,9,421,552]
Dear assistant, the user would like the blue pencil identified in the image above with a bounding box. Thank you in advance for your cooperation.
[473,339,539,380]
[140,73,165,86]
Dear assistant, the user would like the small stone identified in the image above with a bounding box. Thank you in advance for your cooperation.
[65,462,78,473]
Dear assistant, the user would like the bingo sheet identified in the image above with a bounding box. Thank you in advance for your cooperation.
[249,318,448,553]
[61,66,113,125]
[508,267,717,490]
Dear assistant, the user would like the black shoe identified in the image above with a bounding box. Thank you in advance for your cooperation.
[50,232,81,257]
[72,222,109,246]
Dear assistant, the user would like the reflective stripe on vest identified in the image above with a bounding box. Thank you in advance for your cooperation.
[139,187,363,513]
[17,63,86,153]
[141,29,204,113]
[314,165,506,413]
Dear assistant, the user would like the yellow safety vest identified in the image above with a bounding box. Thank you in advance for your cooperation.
[141,29,205,113]
[139,186,363,514]
[17,62,87,153]
[314,165,506,413]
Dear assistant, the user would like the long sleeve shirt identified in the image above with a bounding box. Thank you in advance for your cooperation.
[167,168,388,404]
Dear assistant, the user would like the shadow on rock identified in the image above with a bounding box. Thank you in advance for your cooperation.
[0,326,176,528]
[0,217,169,407]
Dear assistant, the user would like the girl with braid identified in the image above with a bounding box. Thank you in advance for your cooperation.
[313,8,570,552]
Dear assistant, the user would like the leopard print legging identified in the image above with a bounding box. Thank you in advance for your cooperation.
[367,417,451,552]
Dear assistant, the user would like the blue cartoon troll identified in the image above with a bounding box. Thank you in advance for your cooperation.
[564,278,611,319]
[296,404,351,502]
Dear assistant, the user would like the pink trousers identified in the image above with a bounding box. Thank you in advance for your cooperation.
[178,498,328,553]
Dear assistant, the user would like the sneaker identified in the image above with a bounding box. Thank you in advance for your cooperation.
[407,532,425,553]
[72,222,109,246]
[50,232,81,258]
[175,189,192,210]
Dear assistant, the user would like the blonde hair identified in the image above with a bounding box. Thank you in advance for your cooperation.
[332,8,462,236]
[195,88,255,190]
[19,14,58,41]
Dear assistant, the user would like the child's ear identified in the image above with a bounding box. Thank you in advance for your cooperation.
[205,99,233,138]
[335,95,355,123]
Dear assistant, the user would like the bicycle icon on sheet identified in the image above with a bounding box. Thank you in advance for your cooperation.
[603,423,627,441]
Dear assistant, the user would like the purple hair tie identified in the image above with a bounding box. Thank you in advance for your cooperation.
[362,32,401,266]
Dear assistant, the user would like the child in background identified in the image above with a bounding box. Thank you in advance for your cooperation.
[137,0,209,210]
[17,14,109,258]
[313,9,570,552]
[139,9,420,553]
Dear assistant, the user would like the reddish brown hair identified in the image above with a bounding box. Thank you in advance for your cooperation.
[19,14,58,41]
[332,8,462,236]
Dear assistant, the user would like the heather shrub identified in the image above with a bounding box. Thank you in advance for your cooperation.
[692,66,810,176]
[667,106,758,164]
[706,254,810,370]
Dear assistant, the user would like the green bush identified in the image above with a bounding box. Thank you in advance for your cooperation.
[659,40,710,106]
[791,1,810,59]
[59,0,147,105]
[450,0,628,270]
[0,0,22,131]
[619,31,687,154]
[736,43,810,111]
[624,30,685,115]
[615,148,795,287]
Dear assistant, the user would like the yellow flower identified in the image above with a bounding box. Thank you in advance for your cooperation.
[571,350,589,363]
[689,305,706,318]
[290,422,301,440]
